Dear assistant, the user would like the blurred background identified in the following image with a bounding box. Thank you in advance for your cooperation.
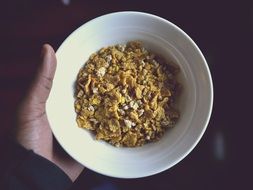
[0,0,252,189]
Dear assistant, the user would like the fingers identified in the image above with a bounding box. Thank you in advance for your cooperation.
[29,44,57,105]
[15,44,56,158]
[17,44,57,125]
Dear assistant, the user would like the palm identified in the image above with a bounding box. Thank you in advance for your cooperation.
[16,44,83,181]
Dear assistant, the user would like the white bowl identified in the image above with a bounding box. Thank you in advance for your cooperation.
[47,11,213,178]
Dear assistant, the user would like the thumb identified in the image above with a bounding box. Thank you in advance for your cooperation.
[29,44,57,105]
[17,44,57,123]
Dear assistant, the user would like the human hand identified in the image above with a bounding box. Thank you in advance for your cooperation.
[15,44,84,181]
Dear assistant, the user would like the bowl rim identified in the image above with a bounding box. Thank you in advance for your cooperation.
[54,11,214,178]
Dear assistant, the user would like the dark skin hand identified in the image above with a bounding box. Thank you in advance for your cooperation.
[15,44,84,181]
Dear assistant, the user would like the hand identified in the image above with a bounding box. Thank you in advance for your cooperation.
[15,44,84,182]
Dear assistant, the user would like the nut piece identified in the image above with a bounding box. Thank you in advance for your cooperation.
[89,118,99,124]
[87,105,95,112]
[97,67,106,77]
[92,87,98,94]
[123,105,129,110]
[105,55,112,62]
[118,108,125,115]
[129,101,139,110]
[138,109,144,116]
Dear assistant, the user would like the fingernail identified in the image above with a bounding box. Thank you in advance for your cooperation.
[41,44,47,54]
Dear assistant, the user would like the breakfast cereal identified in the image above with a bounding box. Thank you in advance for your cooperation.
[74,41,181,147]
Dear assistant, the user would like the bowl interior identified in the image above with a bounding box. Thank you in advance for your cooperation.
[47,12,213,178]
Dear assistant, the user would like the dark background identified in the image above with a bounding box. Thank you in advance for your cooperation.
[0,0,252,189]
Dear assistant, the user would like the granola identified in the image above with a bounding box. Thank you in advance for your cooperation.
[74,41,181,147]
